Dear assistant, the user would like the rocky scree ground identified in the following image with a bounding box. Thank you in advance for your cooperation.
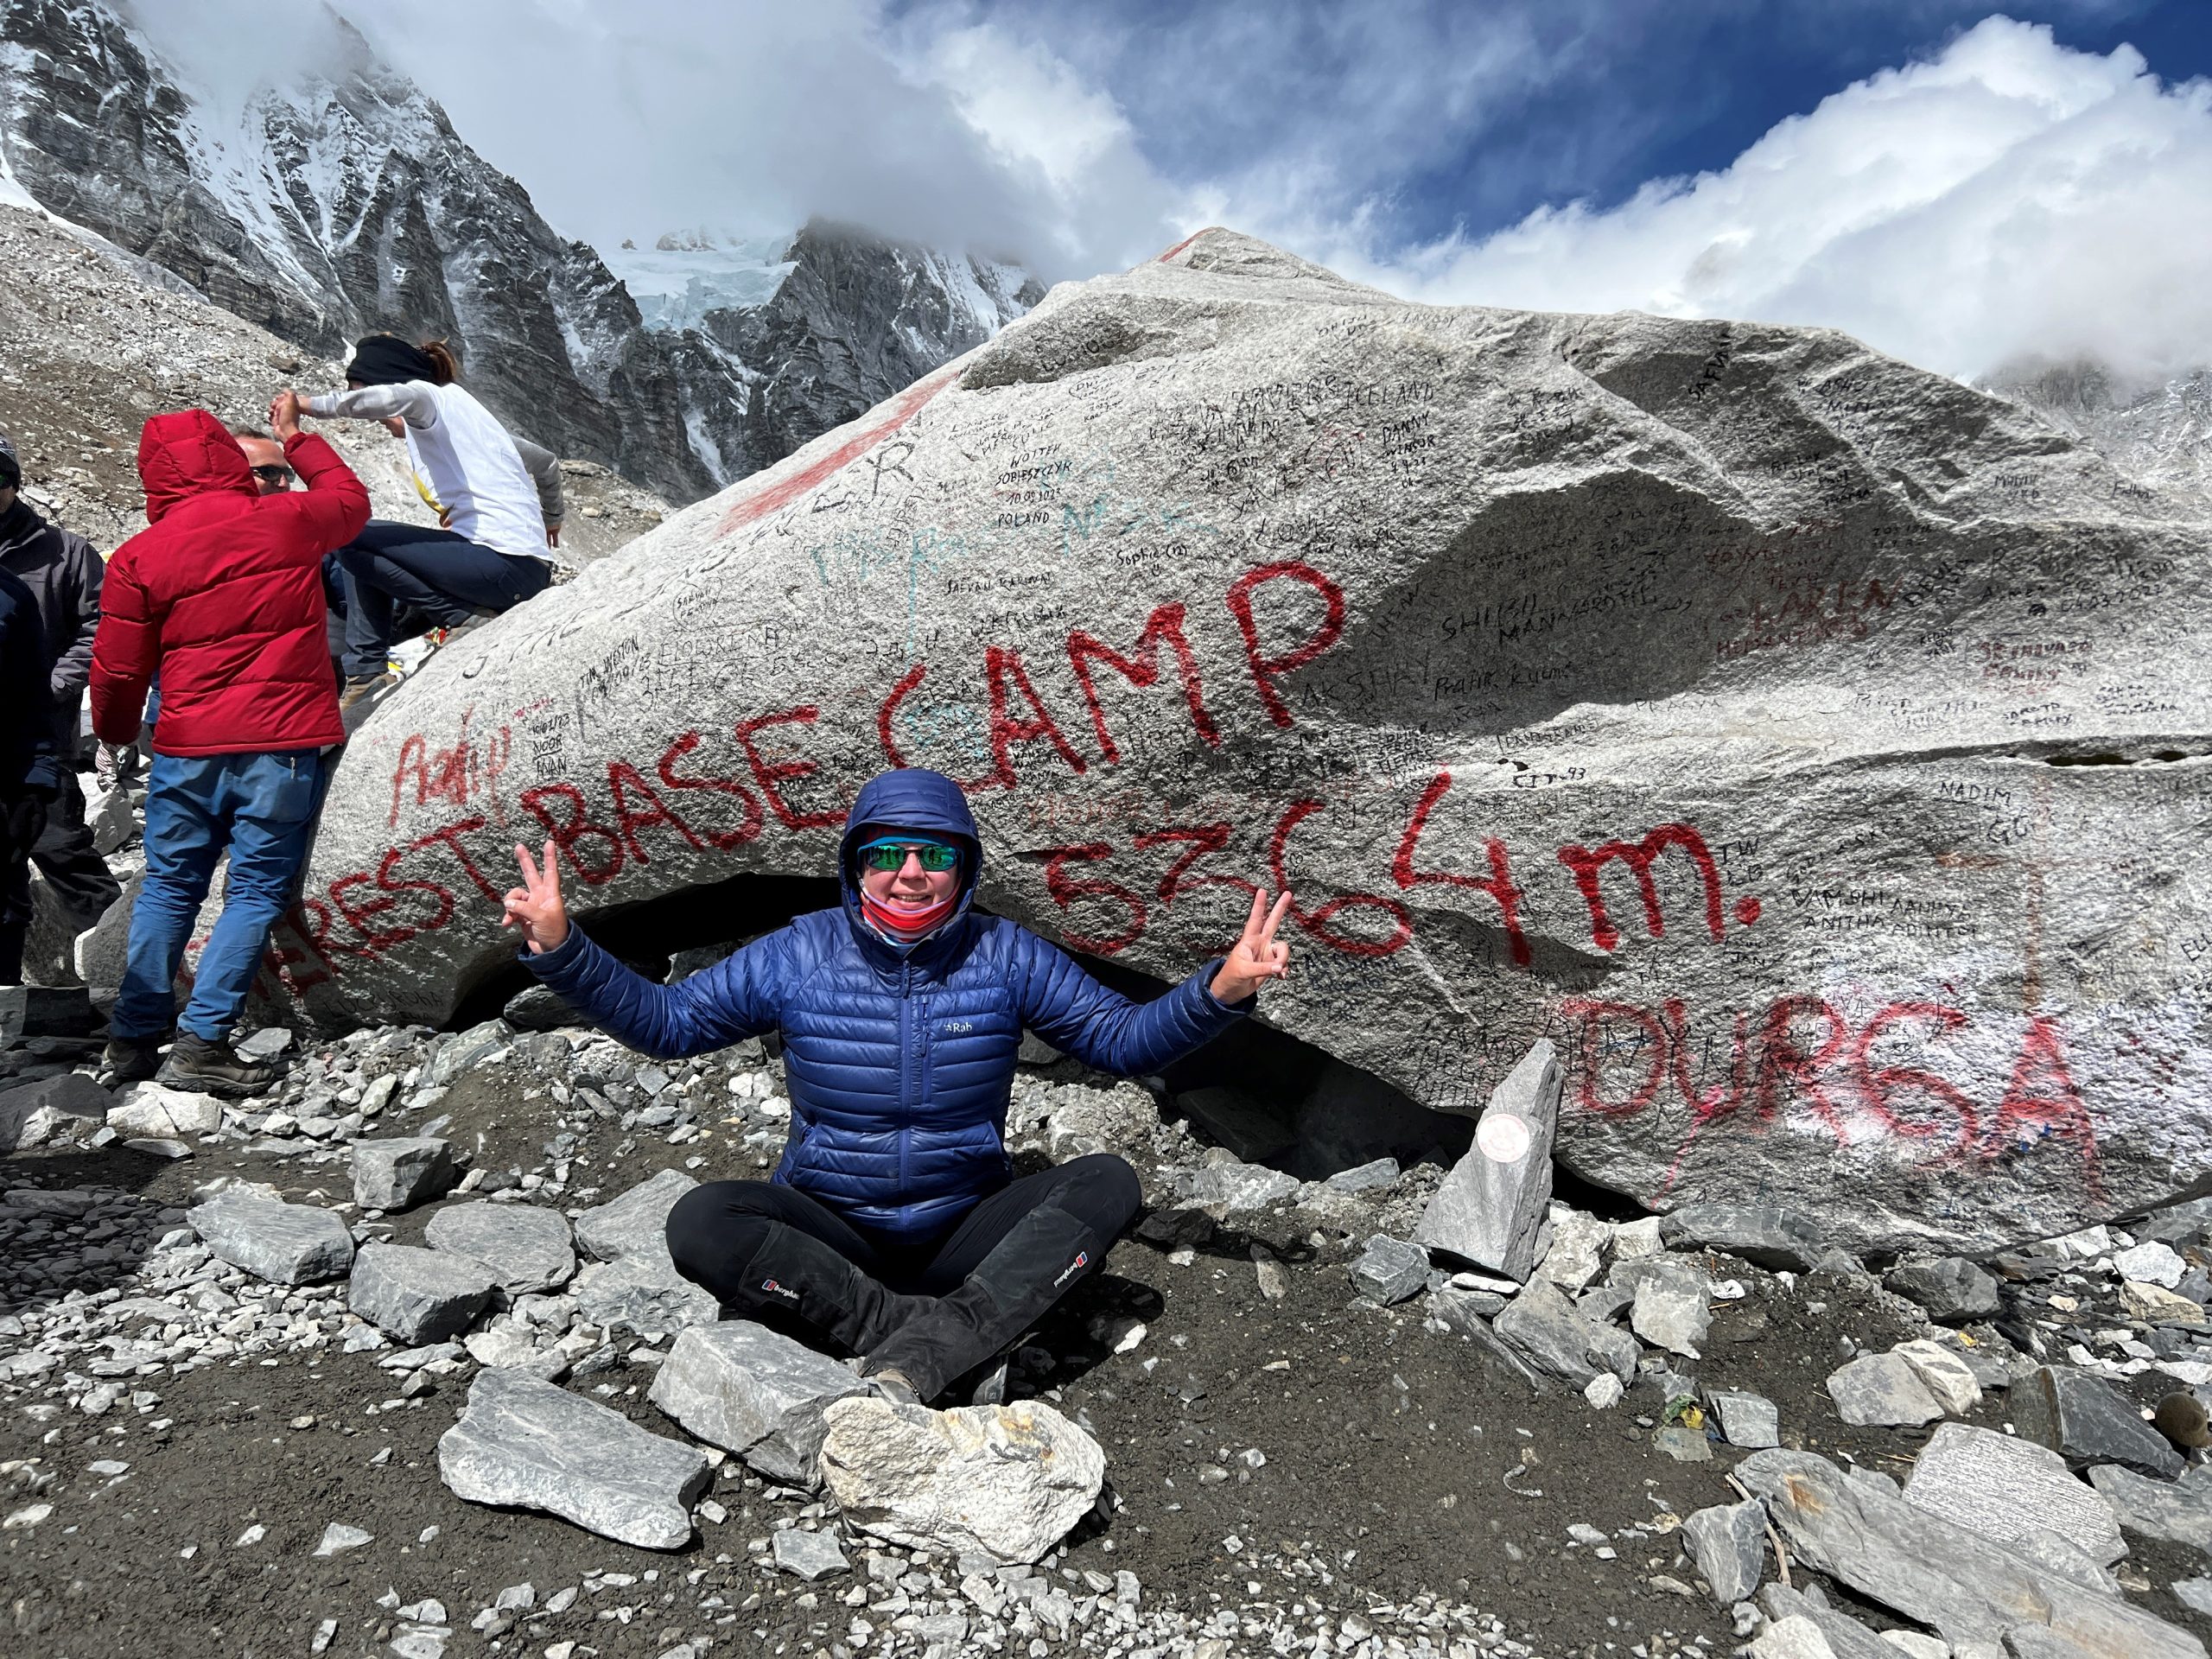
[3,986,2209,1659]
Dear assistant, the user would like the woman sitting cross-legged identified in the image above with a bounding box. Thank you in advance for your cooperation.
[502,766,1292,1406]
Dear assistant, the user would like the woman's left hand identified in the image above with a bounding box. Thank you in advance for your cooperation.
[1210,887,1293,1003]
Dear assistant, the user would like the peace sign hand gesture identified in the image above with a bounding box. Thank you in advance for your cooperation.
[503,841,571,956]
[1209,887,1294,1004]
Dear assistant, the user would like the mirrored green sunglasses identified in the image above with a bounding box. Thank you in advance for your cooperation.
[857,837,959,873]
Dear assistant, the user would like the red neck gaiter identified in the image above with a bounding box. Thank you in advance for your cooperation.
[861,890,957,946]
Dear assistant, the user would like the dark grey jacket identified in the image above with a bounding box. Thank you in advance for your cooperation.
[0,499,103,749]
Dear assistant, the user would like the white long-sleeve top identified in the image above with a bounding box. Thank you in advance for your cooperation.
[305,380,551,562]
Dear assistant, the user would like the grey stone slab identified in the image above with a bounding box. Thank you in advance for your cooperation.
[1891,1338,1983,1414]
[2141,1199,2212,1250]
[348,1243,498,1344]
[1659,1206,1826,1272]
[1492,1279,1638,1389]
[1826,1352,1944,1427]
[1348,1235,1428,1306]
[108,1082,221,1138]
[1736,1449,2206,1659]
[186,1192,353,1285]
[571,1253,720,1339]
[2005,1527,2122,1597]
[1903,1421,2126,1566]
[2085,1463,2212,1551]
[1534,1206,1609,1292]
[438,1367,709,1549]
[573,1167,697,1263]
[647,1321,865,1487]
[3,1071,116,1121]
[1577,1283,1636,1324]
[1885,1257,2003,1323]
[352,1137,457,1212]
[1710,1389,1781,1449]
[1684,1498,1765,1603]
[1323,1157,1402,1196]
[2002,1628,2102,1659]
[2173,1579,2212,1617]
[2012,1366,2184,1478]
[1630,1258,1711,1357]
[423,1202,576,1294]
[232,1027,294,1062]
[772,1528,849,1580]
[2115,1240,2188,1289]
[1412,1041,1558,1282]
[819,1396,1105,1566]
[1177,1161,1299,1214]
[421,1020,513,1089]
[1756,1585,1900,1659]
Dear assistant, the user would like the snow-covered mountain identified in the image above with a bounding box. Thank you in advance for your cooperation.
[0,0,1043,504]
[613,222,1043,475]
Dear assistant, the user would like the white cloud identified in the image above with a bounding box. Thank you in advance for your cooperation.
[1302,17,2212,385]
[329,0,1192,279]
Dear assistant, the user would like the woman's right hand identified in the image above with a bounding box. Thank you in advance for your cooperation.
[503,841,570,955]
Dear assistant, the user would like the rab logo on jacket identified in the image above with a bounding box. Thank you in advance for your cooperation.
[760,1278,800,1302]
[942,1020,974,1035]
[1052,1250,1090,1287]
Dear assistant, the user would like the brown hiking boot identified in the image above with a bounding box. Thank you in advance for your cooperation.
[99,1035,166,1088]
[156,1032,278,1098]
[338,672,398,729]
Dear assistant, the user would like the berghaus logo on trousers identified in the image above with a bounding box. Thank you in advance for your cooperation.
[760,1278,799,1301]
[1053,1250,1089,1287]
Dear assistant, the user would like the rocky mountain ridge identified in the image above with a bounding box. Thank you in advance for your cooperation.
[0,0,1040,504]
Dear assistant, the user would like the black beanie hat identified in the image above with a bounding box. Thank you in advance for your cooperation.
[0,430,19,491]
[346,334,439,387]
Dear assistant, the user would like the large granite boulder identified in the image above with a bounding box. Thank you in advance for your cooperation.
[248,230,2209,1254]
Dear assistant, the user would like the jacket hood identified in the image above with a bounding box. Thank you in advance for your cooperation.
[0,495,43,557]
[837,767,982,953]
[137,410,256,523]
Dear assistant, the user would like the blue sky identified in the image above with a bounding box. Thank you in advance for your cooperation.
[973,0,2212,252]
[168,0,2212,384]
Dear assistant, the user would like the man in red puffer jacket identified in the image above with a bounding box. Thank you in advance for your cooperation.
[90,403,369,1090]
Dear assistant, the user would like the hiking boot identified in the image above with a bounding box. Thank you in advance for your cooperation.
[156,1032,279,1098]
[863,1366,921,1408]
[338,672,398,731]
[99,1035,166,1088]
[969,1357,1010,1408]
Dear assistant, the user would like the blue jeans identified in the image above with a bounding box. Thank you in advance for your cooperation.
[113,749,327,1042]
[336,521,551,679]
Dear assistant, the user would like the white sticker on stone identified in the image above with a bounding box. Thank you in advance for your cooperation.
[1477,1114,1531,1164]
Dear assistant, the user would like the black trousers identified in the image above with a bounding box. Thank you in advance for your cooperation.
[335,522,550,679]
[31,772,120,934]
[664,1153,1142,1402]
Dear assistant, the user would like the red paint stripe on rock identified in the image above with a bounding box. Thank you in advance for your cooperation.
[715,365,962,538]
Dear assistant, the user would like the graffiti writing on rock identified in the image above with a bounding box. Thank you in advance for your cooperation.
[1560,995,2102,1198]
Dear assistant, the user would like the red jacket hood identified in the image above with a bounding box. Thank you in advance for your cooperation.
[137,410,256,523]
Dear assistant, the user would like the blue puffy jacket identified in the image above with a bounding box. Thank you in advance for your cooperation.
[527,766,1249,1240]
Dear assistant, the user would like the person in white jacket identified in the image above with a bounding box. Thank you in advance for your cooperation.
[278,334,559,716]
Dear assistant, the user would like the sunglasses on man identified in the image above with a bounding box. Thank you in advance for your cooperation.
[857,838,960,872]
[251,464,295,486]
